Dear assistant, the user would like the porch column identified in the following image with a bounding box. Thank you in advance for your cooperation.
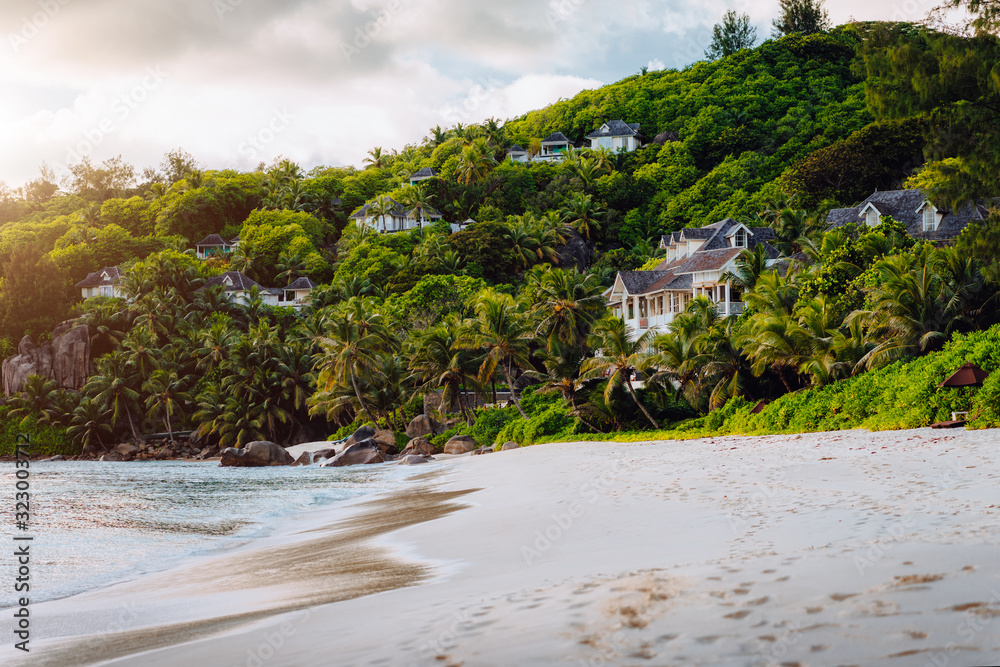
[725,282,731,316]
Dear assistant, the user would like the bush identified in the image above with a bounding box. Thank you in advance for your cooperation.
[0,407,76,457]
[470,406,519,447]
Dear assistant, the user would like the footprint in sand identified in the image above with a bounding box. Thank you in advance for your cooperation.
[696,635,720,644]
[830,593,857,601]
[724,610,752,619]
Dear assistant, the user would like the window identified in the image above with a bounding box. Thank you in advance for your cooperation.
[923,205,937,232]
[866,208,879,227]
[734,229,748,248]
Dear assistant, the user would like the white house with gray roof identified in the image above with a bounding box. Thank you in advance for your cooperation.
[538,132,572,161]
[350,197,443,233]
[605,219,779,336]
[826,189,990,242]
[586,120,643,152]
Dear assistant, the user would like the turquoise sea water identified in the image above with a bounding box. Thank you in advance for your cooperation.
[2,460,416,608]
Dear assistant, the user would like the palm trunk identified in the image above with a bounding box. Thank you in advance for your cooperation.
[503,367,528,419]
[164,400,174,443]
[625,377,659,430]
[568,393,600,433]
[350,369,378,425]
[125,404,141,443]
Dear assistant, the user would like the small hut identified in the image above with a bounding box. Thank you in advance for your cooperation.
[931,363,990,428]
[938,363,990,388]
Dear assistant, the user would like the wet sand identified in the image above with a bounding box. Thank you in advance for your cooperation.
[12,427,1000,666]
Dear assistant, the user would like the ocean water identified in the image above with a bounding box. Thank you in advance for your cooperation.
[2,460,419,607]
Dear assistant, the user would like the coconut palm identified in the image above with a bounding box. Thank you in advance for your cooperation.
[67,398,113,452]
[580,317,660,429]
[456,292,534,419]
[85,350,143,441]
[721,243,772,292]
[408,317,483,422]
[312,297,395,424]
[456,138,498,185]
[530,267,606,350]
[560,192,605,240]
[143,368,193,442]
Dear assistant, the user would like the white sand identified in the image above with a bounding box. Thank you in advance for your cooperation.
[16,427,1000,666]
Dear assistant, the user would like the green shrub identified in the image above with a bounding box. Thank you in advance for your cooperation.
[470,406,519,447]
[0,407,76,457]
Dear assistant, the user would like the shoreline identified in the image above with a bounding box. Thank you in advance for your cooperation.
[13,427,1000,666]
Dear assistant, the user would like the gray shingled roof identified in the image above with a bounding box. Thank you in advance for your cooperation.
[618,271,671,294]
[541,132,571,144]
[585,120,641,139]
[201,271,265,293]
[508,144,526,152]
[195,234,229,247]
[410,167,437,179]
[285,277,317,291]
[75,266,122,289]
[825,189,989,241]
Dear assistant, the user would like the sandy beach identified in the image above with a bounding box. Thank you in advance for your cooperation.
[14,427,1000,666]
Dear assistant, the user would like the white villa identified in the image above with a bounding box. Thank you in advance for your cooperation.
[350,197,444,233]
[76,266,124,300]
[537,132,572,161]
[606,218,779,335]
[826,189,990,242]
[586,120,643,152]
[281,277,318,308]
[408,167,437,186]
[506,144,529,163]
[194,234,239,259]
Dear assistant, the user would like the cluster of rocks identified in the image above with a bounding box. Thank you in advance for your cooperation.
[96,441,221,462]
[215,415,524,469]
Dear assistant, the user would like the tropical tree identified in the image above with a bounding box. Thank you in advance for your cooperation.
[312,297,395,424]
[456,138,498,185]
[456,291,534,418]
[706,10,757,60]
[67,398,113,452]
[772,0,830,36]
[143,368,193,442]
[560,192,605,240]
[580,317,659,429]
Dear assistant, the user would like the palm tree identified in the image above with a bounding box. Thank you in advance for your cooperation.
[364,196,395,233]
[8,375,62,427]
[400,184,435,228]
[143,368,193,442]
[364,147,391,170]
[580,317,660,429]
[456,138,498,185]
[408,317,483,423]
[720,243,771,292]
[560,192,605,240]
[86,350,143,441]
[530,267,606,350]
[67,398,113,452]
[528,339,600,432]
[313,297,395,424]
[275,251,306,287]
[456,292,534,419]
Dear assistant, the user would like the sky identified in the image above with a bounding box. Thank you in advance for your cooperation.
[0,0,952,188]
